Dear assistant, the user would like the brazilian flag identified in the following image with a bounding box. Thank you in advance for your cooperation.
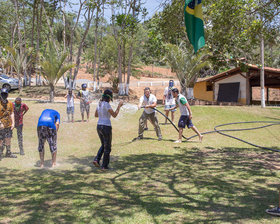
[184,0,205,53]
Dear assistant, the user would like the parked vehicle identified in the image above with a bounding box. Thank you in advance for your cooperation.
[0,74,19,90]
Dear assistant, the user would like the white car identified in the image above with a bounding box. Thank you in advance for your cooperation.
[0,74,19,91]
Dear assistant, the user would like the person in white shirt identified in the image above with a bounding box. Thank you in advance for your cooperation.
[169,88,203,143]
[77,83,90,122]
[163,80,176,124]
[137,87,162,141]
[93,89,123,170]
[64,90,76,122]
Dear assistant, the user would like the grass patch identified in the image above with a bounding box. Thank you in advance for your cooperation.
[0,103,280,223]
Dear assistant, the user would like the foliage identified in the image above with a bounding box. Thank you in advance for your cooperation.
[40,42,74,102]
[164,42,210,94]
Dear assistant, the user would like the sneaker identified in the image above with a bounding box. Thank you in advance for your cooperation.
[158,137,162,141]
[5,153,17,158]
[93,160,100,168]
[20,150,25,156]
[266,207,280,216]
[101,167,109,171]
[144,128,148,131]
[135,136,143,140]
[174,140,182,143]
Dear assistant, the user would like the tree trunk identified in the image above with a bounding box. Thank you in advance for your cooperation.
[126,43,133,95]
[260,34,265,108]
[36,0,42,86]
[93,1,100,83]
[117,43,124,95]
[72,7,94,82]
[13,0,23,93]
[50,83,54,103]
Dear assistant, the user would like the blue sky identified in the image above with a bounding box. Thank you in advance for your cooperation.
[68,0,164,22]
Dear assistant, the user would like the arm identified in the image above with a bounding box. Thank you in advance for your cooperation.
[95,108,98,117]
[169,104,178,111]
[108,101,123,118]
[23,105,29,116]
[55,121,60,132]
[11,112,15,130]
[185,102,192,119]
[163,94,166,105]
[144,101,157,109]
[64,94,68,98]
[138,97,143,110]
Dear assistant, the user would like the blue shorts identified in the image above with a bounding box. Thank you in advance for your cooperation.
[67,106,74,114]
[178,115,193,129]
[164,104,176,112]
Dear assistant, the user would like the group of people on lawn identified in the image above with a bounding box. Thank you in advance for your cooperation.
[0,80,203,170]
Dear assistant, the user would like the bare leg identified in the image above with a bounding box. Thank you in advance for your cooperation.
[87,112,90,122]
[72,114,74,123]
[67,114,70,122]
[171,111,175,122]
[179,128,183,141]
[165,110,169,124]
[51,151,57,167]
[191,126,203,142]
[81,113,84,122]
[39,151,44,168]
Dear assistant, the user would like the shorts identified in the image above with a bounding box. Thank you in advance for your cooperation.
[37,126,57,153]
[164,104,176,112]
[0,128,13,140]
[67,106,74,114]
[80,103,90,114]
[178,115,194,129]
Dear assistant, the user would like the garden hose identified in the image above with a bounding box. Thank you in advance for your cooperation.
[151,107,280,153]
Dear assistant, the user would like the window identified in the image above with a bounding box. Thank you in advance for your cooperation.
[206,82,213,91]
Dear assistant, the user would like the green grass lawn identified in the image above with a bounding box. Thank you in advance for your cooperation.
[0,102,280,223]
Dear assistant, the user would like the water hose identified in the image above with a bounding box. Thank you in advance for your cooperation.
[150,107,280,153]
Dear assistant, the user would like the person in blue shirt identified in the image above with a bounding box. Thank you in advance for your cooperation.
[37,109,60,168]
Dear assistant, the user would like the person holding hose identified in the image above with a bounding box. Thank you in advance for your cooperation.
[93,89,123,170]
[137,87,162,141]
[169,88,203,143]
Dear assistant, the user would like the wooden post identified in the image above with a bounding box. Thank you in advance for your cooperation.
[246,72,250,105]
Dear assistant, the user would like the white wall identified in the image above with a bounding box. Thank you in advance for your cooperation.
[214,73,246,101]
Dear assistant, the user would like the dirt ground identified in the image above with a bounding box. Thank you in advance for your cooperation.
[76,65,178,100]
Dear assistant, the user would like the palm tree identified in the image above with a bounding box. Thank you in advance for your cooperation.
[40,43,74,102]
[164,43,210,97]
[5,46,33,94]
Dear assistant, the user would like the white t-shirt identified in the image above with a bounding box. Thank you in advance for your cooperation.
[67,94,74,107]
[164,87,175,105]
[79,90,90,104]
[97,101,112,126]
[176,94,189,116]
[139,94,157,114]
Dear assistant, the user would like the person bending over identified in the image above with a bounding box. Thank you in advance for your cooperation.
[37,109,60,168]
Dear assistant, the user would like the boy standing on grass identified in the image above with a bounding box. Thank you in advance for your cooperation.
[169,88,203,143]
[77,83,90,122]
[13,97,29,155]
[0,88,16,159]
[64,90,75,122]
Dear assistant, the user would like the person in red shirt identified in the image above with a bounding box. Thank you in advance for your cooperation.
[13,97,29,155]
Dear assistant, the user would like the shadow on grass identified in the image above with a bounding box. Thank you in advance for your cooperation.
[1,147,280,223]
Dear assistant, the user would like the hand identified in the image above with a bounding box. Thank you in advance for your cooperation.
[11,124,14,130]
[118,100,124,108]
[189,114,192,120]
